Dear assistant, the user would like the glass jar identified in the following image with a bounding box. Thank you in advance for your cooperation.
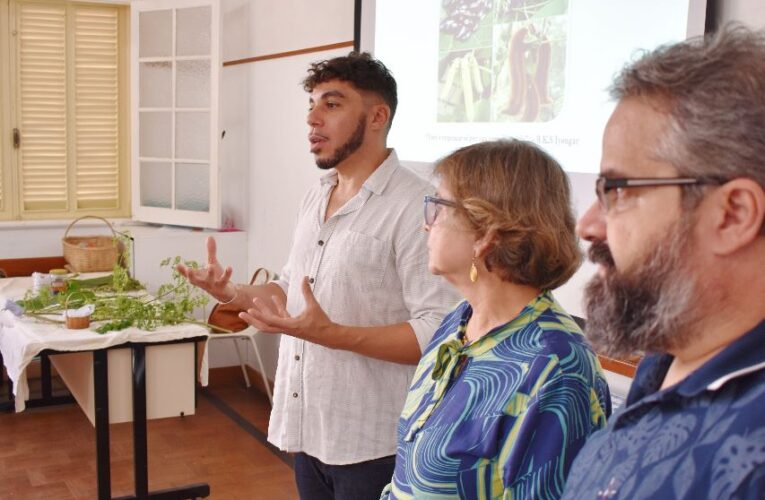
[49,268,68,295]
[32,272,52,294]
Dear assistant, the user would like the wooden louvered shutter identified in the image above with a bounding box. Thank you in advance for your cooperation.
[0,129,3,211]
[8,0,128,220]
[17,1,68,211]
[74,6,120,210]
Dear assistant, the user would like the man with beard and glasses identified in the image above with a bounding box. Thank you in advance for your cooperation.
[561,25,765,500]
[178,52,457,499]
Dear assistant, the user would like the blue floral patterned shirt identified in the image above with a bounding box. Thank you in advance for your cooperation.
[381,292,611,499]
[562,319,765,500]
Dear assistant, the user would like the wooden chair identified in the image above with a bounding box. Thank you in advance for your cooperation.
[206,268,275,405]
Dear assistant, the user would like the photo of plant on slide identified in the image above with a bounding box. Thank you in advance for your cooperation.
[438,0,568,123]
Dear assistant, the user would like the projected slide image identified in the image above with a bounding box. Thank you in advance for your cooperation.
[371,0,702,171]
[438,0,568,123]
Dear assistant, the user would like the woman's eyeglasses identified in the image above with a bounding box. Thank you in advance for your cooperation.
[424,195,459,226]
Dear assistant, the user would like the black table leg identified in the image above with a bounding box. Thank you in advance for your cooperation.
[95,342,209,500]
[193,342,198,409]
[93,349,111,500]
[24,352,75,409]
[41,353,52,399]
[114,342,209,500]
[132,344,149,498]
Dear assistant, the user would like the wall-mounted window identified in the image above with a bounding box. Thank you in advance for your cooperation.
[132,0,221,229]
[0,0,130,221]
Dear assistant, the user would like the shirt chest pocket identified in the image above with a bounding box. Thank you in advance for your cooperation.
[329,230,390,289]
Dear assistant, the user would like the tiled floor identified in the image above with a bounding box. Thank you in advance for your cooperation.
[0,367,299,499]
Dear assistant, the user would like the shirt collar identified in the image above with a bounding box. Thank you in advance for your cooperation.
[450,291,557,356]
[628,318,765,403]
[679,318,765,395]
[318,149,399,196]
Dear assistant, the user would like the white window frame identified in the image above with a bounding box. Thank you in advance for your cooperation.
[131,0,220,229]
[0,0,130,222]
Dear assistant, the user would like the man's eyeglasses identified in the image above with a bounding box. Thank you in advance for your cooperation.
[595,176,725,212]
[424,195,459,226]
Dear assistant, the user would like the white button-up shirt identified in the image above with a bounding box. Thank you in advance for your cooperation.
[268,150,459,465]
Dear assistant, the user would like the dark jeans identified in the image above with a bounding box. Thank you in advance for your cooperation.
[294,452,396,500]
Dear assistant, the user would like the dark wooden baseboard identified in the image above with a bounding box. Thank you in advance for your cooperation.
[0,256,68,277]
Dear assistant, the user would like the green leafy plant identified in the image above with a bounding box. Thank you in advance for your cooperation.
[17,256,211,334]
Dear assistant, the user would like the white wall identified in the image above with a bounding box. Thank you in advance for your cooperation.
[249,0,354,56]
[246,0,354,276]
[717,0,765,27]
[220,0,251,231]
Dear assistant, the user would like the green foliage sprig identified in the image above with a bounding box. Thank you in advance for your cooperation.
[17,256,210,334]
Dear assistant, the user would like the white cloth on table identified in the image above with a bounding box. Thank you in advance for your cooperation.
[0,276,210,412]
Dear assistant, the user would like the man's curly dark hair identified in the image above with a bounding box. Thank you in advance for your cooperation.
[303,51,398,127]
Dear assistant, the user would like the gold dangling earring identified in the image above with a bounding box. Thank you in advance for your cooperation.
[469,258,478,283]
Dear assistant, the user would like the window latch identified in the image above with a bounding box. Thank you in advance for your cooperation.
[12,128,20,149]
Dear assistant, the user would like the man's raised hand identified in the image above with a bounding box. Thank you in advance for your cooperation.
[175,236,235,302]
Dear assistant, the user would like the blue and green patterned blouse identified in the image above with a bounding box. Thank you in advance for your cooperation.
[381,292,611,499]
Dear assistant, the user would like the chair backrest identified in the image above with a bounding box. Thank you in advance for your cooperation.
[247,268,274,286]
[206,267,275,333]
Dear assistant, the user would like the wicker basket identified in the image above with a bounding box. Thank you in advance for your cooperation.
[65,315,91,330]
[64,292,92,330]
[62,216,121,272]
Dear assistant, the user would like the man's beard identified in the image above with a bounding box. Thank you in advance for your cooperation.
[583,216,699,358]
[315,115,366,170]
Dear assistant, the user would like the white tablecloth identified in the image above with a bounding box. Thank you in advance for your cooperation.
[0,276,210,412]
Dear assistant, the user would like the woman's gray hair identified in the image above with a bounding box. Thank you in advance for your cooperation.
[611,23,765,215]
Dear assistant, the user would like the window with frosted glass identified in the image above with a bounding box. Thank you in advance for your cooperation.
[137,4,212,215]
